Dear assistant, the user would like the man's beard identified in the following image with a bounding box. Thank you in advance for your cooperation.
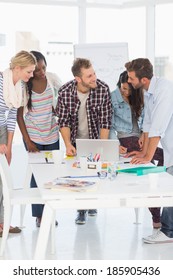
[81,80,97,89]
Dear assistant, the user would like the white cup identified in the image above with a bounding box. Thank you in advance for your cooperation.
[79,156,88,171]
[52,150,64,165]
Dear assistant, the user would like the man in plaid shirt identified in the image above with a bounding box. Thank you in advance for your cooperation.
[56,58,112,224]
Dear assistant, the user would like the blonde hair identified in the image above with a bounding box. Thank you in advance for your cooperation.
[10,50,37,69]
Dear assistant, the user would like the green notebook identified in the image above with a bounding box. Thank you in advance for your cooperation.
[118,166,166,176]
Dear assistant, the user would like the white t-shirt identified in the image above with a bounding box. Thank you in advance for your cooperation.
[76,90,89,139]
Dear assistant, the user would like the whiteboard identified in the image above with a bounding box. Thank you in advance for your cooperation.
[74,42,129,91]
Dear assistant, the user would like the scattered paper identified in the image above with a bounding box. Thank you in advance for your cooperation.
[44,177,96,192]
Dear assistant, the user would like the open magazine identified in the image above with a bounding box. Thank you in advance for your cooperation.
[44,177,96,192]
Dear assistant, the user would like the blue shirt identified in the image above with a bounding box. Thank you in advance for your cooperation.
[143,76,173,167]
[109,87,143,139]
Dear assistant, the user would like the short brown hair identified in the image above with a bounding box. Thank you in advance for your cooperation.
[71,58,92,77]
[125,58,153,80]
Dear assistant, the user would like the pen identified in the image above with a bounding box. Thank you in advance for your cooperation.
[117,161,130,164]
[45,157,48,163]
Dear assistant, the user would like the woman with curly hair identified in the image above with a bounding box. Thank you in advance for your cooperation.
[17,51,62,227]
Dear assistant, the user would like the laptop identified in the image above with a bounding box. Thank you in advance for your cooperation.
[76,139,119,162]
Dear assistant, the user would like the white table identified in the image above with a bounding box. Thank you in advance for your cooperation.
[30,161,173,259]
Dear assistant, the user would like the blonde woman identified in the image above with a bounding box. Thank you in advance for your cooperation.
[0,50,36,237]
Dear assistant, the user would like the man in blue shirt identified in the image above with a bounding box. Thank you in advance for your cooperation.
[125,58,173,244]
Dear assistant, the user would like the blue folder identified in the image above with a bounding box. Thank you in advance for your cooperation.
[118,166,166,176]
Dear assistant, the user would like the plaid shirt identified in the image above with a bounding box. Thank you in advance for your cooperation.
[56,79,112,145]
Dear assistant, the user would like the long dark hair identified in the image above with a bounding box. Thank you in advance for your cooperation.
[27,51,47,110]
[117,71,144,119]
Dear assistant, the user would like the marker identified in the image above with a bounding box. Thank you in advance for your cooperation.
[93,153,100,162]
[117,161,130,164]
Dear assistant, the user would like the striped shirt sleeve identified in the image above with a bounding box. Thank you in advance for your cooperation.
[0,74,17,132]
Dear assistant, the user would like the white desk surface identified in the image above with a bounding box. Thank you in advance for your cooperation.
[30,161,173,259]
[31,162,173,208]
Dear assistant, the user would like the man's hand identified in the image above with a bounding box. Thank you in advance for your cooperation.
[125,150,145,158]
[124,150,150,164]
[125,150,151,164]
[138,133,144,149]
[66,143,76,156]
[130,156,151,164]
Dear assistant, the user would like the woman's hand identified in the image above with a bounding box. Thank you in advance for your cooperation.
[0,144,7,154]
[6,148,12,165]
[26,140,40,152]
[119,145,127,154]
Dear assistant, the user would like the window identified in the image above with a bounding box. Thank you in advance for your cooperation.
[86,7,146,59]
[0,3,78,82]
[155,3,173,79]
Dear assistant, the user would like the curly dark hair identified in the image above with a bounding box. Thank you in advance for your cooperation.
[117,70,144,119]
[27,51,47,110]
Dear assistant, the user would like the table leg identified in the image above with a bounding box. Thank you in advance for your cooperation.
[134,208,141,224]
[34,203,54,259]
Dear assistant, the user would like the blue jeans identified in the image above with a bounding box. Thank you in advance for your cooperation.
[161,166,173,238]
[24,140,59,218]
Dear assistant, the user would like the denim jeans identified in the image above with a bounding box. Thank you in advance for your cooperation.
[24,140,59,218]
[161,166,173,238]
